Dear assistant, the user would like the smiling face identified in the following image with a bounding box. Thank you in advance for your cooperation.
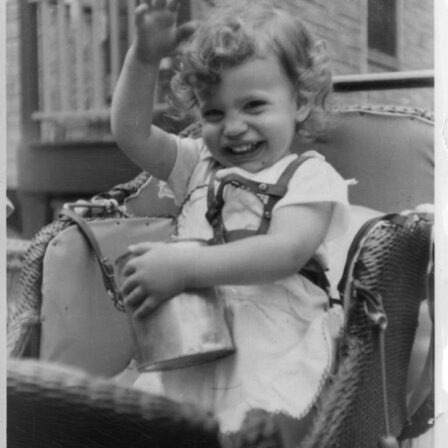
[196,55,309,173]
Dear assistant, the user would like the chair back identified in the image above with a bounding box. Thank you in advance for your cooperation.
[302,212,433,447]
[295,106,434,212]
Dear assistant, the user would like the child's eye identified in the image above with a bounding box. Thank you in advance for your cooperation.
[202,109,223,123]
[245,100,266,112]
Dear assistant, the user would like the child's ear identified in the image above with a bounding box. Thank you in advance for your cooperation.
[295,102,311,123]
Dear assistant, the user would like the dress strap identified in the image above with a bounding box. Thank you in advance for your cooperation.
[258,154,314,234]
[205,154,314,244]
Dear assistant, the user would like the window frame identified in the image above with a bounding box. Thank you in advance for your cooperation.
[365,0,402,72]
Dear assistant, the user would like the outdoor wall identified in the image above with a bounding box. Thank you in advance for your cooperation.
[324,0,434,109]
[6,0,21,189]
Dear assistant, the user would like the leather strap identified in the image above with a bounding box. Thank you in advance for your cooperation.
[60,208,124,311]
[206,155,313,244]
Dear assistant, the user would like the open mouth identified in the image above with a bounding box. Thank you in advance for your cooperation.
[225,141,263,155]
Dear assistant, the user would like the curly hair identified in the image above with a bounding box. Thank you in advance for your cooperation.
[169,0,332,139]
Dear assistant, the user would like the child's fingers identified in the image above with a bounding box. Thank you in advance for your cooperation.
[135,3,149,28]
[141,0,153,10]
[133,297,161,319]
[153,0,166,10]
[122,285,145,308]
[121,259,136,278]
[121,272,140,295]
[175,20,198,44]
[128,241,162,255]
[167,0,180,12]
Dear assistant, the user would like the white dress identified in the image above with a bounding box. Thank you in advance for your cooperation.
[134,136,351,433]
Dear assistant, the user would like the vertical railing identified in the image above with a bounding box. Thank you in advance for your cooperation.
[30,0,189,139]
[39,0,52,115]
[73,1,86,110]
[31,0,140,129]
[127,0,137,47]
[91,0,105,110]
[57,0,70,111]
[109,0,121,92]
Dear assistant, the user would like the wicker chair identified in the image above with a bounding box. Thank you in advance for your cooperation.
[7,105,434,447]
[301,211,433,448]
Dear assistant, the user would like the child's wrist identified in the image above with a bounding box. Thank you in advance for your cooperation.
[128,43,162,67]
[178,253,196,290]
[175,248,203,290]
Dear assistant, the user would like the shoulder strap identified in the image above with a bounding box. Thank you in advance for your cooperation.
[257,154,314,235]
[206,154,315,243]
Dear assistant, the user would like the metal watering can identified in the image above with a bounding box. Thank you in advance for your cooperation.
[115,240,235,372]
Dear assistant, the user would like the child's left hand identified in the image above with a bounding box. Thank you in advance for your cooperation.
[120,242,188,319]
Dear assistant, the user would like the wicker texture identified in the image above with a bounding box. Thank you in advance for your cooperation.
[7,220,71,358]
[6,239,31,302]
[332,104,434,123]
[7,359,220,448]
[301,214,432,447]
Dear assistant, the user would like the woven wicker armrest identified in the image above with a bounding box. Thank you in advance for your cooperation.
[7,220,73,358]
[7,358,220,448]
[301,212,433,447]
[7,238,31,299]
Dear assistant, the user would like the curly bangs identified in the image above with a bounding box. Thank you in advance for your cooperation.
[169,0,332,139]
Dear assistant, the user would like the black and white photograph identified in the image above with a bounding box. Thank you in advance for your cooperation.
[3,1,446,447]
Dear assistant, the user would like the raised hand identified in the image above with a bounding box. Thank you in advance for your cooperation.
[133,0,196,64]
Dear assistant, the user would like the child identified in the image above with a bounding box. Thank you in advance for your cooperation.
[111,0,350,437]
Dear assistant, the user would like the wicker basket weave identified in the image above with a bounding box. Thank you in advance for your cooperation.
[6,238,31,303]
[301,213,433,447]
[7,358,220,448]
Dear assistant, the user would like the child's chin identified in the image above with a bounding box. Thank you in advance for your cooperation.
[218,156,267,173]
[237,160,268,173]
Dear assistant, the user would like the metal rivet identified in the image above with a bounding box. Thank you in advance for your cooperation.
[264,211,271,219]
[259,183,268,191]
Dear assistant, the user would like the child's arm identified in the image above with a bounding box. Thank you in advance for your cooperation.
[111,0,194,180]
[121,202,332,318]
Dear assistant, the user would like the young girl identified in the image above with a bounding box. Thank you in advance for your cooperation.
[111,0,350,436]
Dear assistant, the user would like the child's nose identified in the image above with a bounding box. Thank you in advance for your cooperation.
[223,115,247,137]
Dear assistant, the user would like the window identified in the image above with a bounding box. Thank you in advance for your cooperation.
[367,0,399,70]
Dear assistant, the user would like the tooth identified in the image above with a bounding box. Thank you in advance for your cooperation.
[233,144,251,153]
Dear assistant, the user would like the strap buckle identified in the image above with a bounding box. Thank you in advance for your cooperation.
[100,258,125,312]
